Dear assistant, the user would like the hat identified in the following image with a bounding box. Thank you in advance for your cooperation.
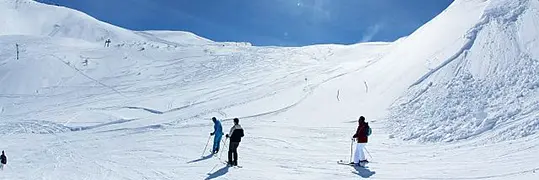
[358,116,365,122]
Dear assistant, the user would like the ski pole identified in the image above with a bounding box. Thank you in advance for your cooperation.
[219,137,228,160]
[349,138,354,163]
[221,137,228,151]
[364,146,373,161]
[202,135,211,157]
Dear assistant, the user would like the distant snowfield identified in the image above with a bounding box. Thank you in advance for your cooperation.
[1,0,539,179]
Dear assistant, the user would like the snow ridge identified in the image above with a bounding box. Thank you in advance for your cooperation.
[390,0,539,143]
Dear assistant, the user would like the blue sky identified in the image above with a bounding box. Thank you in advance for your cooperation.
[39,0,453,46]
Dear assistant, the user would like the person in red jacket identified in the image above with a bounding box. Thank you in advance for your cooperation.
[352,116,369,165]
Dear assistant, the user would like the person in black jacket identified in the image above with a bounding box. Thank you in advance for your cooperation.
[225,118,244,166]
[1,151,6,170]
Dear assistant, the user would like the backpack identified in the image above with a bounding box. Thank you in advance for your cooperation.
[365,123,372,136]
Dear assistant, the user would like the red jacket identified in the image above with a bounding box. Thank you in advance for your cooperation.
[353,123,368,143]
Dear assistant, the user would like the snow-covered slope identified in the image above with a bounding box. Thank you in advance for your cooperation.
[1,0,539,179]
[0,0,213,45]
[389,0,539,143]
[138,31,213,45]
[0,0,141,42]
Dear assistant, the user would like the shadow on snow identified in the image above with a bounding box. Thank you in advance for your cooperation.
[205,165,230,180]
[352,166,375,178]
[187,154,214,164]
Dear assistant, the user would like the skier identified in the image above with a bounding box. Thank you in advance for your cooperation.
[225,118,244,166]
[1,151,6,170]
[15,44,19,60]
[104,39,111,47]
[352,116,370,166]
[210,117,223,154]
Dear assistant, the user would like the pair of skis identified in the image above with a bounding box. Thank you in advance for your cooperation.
[337,160,369,167]
[222,161,242,168]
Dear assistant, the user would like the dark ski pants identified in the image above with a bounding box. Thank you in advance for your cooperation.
[228,142,240,165]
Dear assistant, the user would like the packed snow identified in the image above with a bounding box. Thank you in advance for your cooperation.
[0,0,538,179]
[389,0,539,143]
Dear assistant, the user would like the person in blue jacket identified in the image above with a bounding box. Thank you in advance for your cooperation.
[210,117,223,154]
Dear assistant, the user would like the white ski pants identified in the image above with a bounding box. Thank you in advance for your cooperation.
[353,143,366,163]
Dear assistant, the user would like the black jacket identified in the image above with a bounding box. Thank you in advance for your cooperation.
[228,124,244,142]
[1,154,6,164]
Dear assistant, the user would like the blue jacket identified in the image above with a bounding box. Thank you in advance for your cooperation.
[213,120,223,137]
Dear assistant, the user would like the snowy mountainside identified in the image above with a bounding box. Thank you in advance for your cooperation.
[389,0,539,143]
[0,0,213,46]
[138,31,213,45]
[0,0,393,129]
[342,0,490,119]
[0,1,398,178]
[0,35,98,94]
[0,34,389,126]
[0,0,141,42]
[1,0,539,179]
